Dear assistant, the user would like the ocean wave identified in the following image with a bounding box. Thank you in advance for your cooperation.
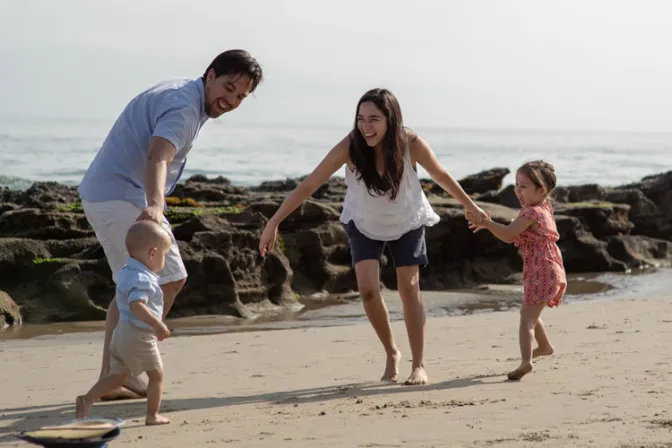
[0,175,35,190]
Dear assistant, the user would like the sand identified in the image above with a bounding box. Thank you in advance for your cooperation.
[2,293,672,448]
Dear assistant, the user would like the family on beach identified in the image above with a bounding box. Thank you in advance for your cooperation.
[74,50,567,425]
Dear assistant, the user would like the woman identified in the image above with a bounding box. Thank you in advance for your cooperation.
[259,88,487,385]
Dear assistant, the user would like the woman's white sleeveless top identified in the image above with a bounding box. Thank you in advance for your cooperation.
[339,149,441,241]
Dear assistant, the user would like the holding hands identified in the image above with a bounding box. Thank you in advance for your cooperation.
[465,205,491,233]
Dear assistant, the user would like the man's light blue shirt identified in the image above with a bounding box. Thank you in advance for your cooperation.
[115,257,163,331]
[78,78,209,207]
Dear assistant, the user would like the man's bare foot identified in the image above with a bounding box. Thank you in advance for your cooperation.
[532,345,554,359]
[507,363,533,381]
[75,395,92,419]
[381,350,402,382]
[404,366,428,386]
[146,414,170,426]
[124,375,148,396]
[100,385,144,402]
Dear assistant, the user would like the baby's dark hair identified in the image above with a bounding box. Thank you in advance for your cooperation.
[517,160,557,194]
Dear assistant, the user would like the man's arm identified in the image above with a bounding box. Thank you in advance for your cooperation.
[136,137,177,224]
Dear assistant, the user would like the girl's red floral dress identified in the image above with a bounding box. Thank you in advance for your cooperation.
[513,200,567,307]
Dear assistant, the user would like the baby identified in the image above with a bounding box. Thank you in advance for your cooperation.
[76,220,172,425]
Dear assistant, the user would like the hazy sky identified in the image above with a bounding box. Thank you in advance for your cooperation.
[2,0,672,131]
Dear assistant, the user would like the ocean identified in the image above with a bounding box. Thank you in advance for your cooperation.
[1,117,671,191]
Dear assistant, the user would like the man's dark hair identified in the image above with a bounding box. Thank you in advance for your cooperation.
[203,49,263,93]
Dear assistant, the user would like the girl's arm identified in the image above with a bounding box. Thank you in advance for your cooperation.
[410,133,488,223]
[259,135,350,256]
[471,215,535,243]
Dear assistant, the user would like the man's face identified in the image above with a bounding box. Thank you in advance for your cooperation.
[203,69,253,118]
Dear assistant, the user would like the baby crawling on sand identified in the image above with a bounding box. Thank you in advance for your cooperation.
[76,220,172,425]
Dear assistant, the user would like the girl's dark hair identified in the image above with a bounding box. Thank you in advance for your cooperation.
[349,88,407,200]
[517,160,557,194]
[203,49,263,93]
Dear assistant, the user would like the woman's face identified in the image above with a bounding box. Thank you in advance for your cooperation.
[357,101,388,148]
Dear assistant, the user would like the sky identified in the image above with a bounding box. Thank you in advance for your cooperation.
[1,0,672,132]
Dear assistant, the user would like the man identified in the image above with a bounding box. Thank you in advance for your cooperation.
[79,49,263,399]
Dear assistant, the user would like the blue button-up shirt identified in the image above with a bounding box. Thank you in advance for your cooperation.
[115,257,163,331]
[79,78,209,207]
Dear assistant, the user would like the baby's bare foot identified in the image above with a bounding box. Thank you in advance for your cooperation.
[381,350,402,382]
[533,345,554,359]
[507,363,533,381]
[146,414,170,426]
[75,395,92,419]
[404,366,428,386]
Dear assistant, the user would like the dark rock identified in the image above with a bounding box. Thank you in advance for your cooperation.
[0,238,51,283]
[280,222,356,294]
[409,205,522,289]
[555,215,627,272]
[172,214,233,242]
[170,178,248,203]
[247,199,340,231]
[421,168,510,196]
[177,228,295,318]
[605,188,669,240]
[478,185,520,209]
[185,174,232,185]
[18,182,80,209]
[250,178,300,193]
[616,171,672,240]
[0,290,22,329]
[0,203,20,216]
[458,167,510,195]
[607,235,672,269]
[0,169,670,324]
[311,177,347,201]
[553,202,634,239]
[553,184,607,203]
[0,209,92,240]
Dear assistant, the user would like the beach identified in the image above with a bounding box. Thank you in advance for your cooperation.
[3,291,672,447]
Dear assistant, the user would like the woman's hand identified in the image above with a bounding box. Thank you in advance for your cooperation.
[259,222,279,257]
[465,204,488,226]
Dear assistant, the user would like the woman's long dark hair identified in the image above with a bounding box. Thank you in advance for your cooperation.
[349,88,407,200]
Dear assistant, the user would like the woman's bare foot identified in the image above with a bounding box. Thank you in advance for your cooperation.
[381,350,402,382]
[75,395,92,419]
[532,344,554,359]
[146,414,170,426]
[404,366,428,386]
[507,363,533,381]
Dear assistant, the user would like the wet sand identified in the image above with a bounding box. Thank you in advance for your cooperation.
[1,267,668,342]
[2,285,672,446]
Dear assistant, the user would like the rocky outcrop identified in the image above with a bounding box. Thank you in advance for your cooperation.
[0,169,670,325]
[0,290,21,330]
[421,168,510,196]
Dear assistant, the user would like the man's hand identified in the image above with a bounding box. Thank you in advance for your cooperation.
[136,205,164,225]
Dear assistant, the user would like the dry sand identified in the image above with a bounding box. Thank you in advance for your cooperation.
[2,293,672,447]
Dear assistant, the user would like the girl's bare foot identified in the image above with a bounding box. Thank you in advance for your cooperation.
[146,414,170,426]
[75,395,92,419]
[404,366,428,386]
[381,350,402,382]
[507,363,533,381]
[532,345,554,359]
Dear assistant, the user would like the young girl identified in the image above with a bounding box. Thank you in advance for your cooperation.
[468,160,566,381]
[259,88,488,385]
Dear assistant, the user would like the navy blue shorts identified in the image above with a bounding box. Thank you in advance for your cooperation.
[343,221,428,267]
